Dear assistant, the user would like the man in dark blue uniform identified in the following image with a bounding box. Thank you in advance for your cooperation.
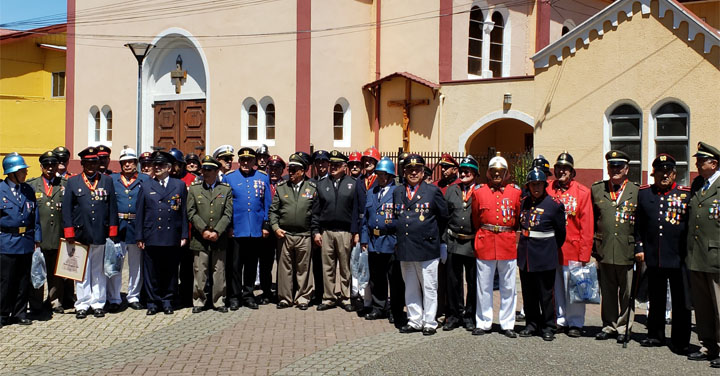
[110,147,148,311]
[62,147,118,319]
[135,151,188,315]
[309,150,329,304]
[0,153,41,326]
[634,154,691,353]
[225,147,271,310]
[394,154,449,335]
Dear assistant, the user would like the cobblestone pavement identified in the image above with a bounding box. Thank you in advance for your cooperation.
[1,266,717,375]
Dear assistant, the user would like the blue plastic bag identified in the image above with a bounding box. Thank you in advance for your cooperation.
[103,238,125,278]
[568,261,601,304]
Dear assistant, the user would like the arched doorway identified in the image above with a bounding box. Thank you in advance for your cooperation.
[140,28,209,154]
[459,109,534,155]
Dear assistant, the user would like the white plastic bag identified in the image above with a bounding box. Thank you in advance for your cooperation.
[31,247,47,289]
[103,238,125,278]
[350,244,370,289]
[568,261,601,304]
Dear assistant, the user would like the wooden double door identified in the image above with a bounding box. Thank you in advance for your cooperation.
[153,99,206,153]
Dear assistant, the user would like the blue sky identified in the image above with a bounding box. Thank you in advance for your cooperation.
[0,0,67,30]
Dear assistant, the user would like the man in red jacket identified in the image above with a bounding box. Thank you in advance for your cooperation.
[546,152,593,338]
[471,153,521,337]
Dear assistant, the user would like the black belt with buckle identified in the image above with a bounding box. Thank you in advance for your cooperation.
[447,228,474,240]
[480,224,513,233]
[372,228,394,236]
[0,226,28,234]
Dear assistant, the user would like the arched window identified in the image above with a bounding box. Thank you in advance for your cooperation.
[561,26,570,35]
[654,102,689,185]
[265,103,275,140]
[92,107,101,142]
[105,109,112,142]
[609,104,642,183]
[467,6,484,76]
[333,98,351,148]
[489,12,504,77]
[89,106,113,145]
[248,104,258,141]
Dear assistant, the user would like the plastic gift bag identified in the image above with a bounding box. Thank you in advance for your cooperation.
[350,244,370,289]
[31,247,47,289]
[568,260,601,304]
[103,238,126,278]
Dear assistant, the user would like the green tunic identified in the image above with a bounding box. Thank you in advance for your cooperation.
[186,181,233,252]
[591,180,639,266]
[686,176,720,273]
[27,175,66,250]
[269,179,317,236]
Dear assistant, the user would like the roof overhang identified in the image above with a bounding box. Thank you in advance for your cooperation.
[0,24,67,45]
[531,0,720,69]
[363,71,439,98]
[37,43,66,51]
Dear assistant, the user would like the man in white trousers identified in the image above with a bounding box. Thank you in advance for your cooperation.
[470,153,522,337]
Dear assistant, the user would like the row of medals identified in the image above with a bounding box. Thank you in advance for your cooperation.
[662,194,686,224]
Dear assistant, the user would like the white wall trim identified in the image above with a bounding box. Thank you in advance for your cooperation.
[458,109,534,152]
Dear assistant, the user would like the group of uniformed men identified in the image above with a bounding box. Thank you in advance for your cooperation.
[2,139,720,367]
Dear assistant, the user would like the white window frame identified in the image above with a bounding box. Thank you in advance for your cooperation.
[52,71,65,98]
[333,97,351,148]
[466,2,510,79]
[648,99,690,185]
[88,105,113,146]
[467,3,486,79]
[241,97,276,147]
[603,101,642,181]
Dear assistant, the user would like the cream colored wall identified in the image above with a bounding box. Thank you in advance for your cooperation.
[310,0,374,153]
[377,79,439,153]
[534,1,720,176]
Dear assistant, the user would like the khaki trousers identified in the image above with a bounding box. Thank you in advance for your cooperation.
[321,230,352,305]
[599,263,634,334]
[277,234,313,305]
[193,249,226,308]
[690,271,720,355]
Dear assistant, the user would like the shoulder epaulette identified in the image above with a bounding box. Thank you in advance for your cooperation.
[219,181,230,187]
[630,181,640,186]
[307,180,317,188]
[639,184,650,189]
[473,184,483,190]
[678,185,691,192]
[277,180,287,186]
[191,180,202,186]
[26,177,39,184]
[256,169,267,175]
[592,180,604,186]
[512,184,520,190]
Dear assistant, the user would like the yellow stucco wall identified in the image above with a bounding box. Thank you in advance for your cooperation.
[0,33,66,177]
[533,1,720,179]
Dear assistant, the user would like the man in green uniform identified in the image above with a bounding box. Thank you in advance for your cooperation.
[270,153,317,310]
[591,150,639,343]
[187,156,233,313]
[686,142,720,367]
[27,151,71,314]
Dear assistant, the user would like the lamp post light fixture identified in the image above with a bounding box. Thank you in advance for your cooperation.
[503,93,512,106]
[124,42,155,153]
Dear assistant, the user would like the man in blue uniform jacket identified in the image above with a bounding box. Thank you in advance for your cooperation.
[0,153,41,326]
[110,147,148,311]
[360,157,397,320]
[393,154,449,335]
[135,151,188,315]
[62,147,118,319]
[225,147,271,310]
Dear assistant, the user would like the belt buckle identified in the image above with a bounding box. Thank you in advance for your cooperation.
[493,225,500,233]
[373,229,380,236]
[18,226,26,234]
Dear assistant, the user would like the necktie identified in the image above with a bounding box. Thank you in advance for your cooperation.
[378,188,385,201]
[703,180,710,192]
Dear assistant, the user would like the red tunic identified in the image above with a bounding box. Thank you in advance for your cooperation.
[180,172,196,187]
[546,179,593,265]
[471,184,521,260]
[434,177,461,195]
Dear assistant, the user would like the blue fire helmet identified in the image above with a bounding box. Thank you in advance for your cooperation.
[168,148,185,164]
[375,157,396,176]
[3,152,29,175]
[525,167,547,184]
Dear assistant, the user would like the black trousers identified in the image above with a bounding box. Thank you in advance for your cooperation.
[231,237,261,304]
[646,267,691,348]
[178,243,194,308]
[389,257,407,326]
[311,243,324,302]
[520,269,556,333]
[258,236,276,298]
[143,246,180,310]
[0,253,32,321]
[436,261,447,319]
[368,252,393,314]
[446,252,477,326]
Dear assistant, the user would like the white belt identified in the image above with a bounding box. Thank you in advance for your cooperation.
[528,230,555,239]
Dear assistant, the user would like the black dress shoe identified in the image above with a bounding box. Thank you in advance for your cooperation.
[711,359,720,368]
[316,303,334,311]
[515,312,525,322]
[245,301,259,310]
[519,328,535,337]
[365,311,384,320]
[616,334,626,344]
[640,338,663,347]
[146,308,158,316]
[75,310,88,319]
[192,307,203,313]
[688,351,717,361]
[443,319,459,331]
[341,303,357,312]
[464,321,475,331]
[471,328,486,336]
[128,302,144,310]
[542,331,555,341]
[423,327,437,336]
[17,318,32,325]
[297,303,309,311]
[276,302,290,309]
[503,329,518,338]
[215,307,228,313]
[259,297,271,305]
[567,327,581,338]
[595,331,614,340]
[93,309,106,318]
[164,307,174,315]
[52,306,65,314]
[106,303,120,313]
[229,301,240,311]
[399,325,422,334]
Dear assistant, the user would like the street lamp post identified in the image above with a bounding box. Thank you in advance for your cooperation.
[124,42,155,153]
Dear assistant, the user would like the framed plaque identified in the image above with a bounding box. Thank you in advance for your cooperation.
[55,239,88,281]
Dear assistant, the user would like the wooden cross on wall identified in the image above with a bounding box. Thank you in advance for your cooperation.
[388,79,429,151]
[171,54,187,94]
